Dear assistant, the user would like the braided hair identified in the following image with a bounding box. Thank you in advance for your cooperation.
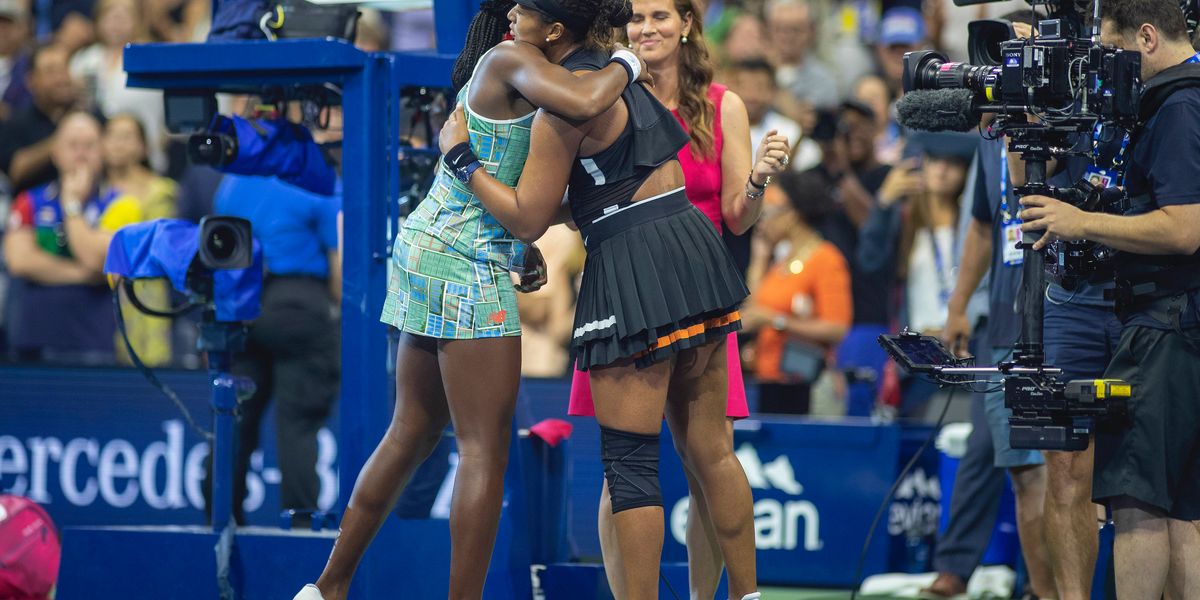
[451,0,517,92]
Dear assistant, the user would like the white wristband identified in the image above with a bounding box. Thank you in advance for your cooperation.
[609,48,640,83]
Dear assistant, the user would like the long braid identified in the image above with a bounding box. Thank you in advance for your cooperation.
[451,0,517,92]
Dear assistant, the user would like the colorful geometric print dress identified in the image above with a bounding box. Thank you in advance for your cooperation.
[380,81,533,339]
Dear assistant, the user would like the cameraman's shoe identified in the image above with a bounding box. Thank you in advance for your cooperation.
[918,572,968,599]
[293,584,325,600]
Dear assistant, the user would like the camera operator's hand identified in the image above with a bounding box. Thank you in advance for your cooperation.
[942,309,972,359]
[1020,195,1088,251]
[877,158,923,207]
[514,244,548,293]
[438,105,470,155]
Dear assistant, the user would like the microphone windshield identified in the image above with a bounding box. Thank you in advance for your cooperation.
[897,89,977,132]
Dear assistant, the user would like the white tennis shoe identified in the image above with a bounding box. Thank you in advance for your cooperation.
[292,584,325,600]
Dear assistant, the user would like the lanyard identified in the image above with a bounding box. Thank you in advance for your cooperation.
[930,229,953,307]
[1085,52,1199,187]
[999,142,1014,222]
[1091,123,1131,186]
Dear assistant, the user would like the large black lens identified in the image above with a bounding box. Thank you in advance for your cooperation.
[198,216,253,270]
[903,49,1001,97]
[207,224,237,261]
[186,133,237,167]
[903,50,945,92]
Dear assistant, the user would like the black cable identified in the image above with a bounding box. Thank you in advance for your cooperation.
[848,383,959,600]
[658,568,681,600]
[122,278,197,318]
[113,288,214,442]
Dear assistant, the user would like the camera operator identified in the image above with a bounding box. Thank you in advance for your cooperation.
[1004,132,1125,600]
[1019,1,1200,596]
[933,12,1063,599]
[201,104,343,526]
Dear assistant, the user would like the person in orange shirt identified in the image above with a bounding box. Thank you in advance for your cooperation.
[743,169,852,414]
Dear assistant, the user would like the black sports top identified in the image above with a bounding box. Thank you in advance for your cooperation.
[558,47,690,226]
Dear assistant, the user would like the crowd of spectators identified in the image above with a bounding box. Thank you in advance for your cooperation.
[0,0,1026,422]
[0,0,376,367]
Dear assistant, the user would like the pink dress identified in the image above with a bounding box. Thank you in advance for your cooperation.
[568,83,750,419]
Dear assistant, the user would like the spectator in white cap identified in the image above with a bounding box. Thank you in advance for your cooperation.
[875,6,927,98]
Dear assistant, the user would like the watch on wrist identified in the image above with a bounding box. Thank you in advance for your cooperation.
[454,160,483,184]
[772,314,788,331]
[63,200,83,218]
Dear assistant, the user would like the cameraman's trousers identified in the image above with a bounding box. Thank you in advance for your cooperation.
[203,276,341,524]
[1094,324,1200,520]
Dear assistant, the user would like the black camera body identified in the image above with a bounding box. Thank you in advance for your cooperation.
[1038,180,1131,290]
[1005,375,1129,451]
[903,20,1141,134]
[900,1,1147,294]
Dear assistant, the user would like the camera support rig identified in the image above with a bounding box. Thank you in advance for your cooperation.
[880,121,1129,452]
[1008,122,1128,450]
[885,0,1142,451]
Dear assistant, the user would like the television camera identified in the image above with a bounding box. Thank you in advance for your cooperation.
[105,217,261,530]
[880,0,1189,450]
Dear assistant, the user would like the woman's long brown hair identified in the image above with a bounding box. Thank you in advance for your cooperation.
[670,0,717,160]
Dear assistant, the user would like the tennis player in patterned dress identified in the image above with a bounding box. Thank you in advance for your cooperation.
[292,1,643,599]
[438,0,780,597]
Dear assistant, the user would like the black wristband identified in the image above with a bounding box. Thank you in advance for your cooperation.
[443,142,478,171]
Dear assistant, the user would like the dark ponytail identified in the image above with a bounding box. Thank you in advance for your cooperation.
[556,0,631,48]
[451,0,517,92]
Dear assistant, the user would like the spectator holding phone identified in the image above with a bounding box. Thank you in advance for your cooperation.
[858,146,972,339]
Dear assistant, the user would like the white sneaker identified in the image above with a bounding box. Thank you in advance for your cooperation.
[293,584,326,600]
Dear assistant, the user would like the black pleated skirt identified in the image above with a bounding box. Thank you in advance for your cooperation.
[571,188,749,370]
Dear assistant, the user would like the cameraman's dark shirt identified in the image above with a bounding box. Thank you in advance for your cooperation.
[1121,87,1200,329]
[973,137,1022,348]
[1044,133,1124,308]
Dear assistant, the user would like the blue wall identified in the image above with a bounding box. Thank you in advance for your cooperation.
[2,366,942,587]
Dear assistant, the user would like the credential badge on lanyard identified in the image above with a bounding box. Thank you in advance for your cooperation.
[1000,143,1023,266]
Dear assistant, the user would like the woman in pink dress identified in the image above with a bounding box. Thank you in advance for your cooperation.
[567,0,791,595]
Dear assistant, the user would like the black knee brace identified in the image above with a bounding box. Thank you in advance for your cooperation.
[600,426,662,513]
